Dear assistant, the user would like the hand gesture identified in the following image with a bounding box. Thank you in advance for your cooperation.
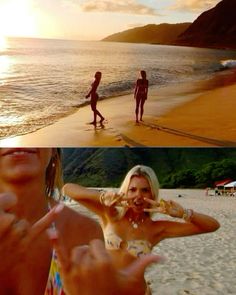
[0,192,63,275]
[100,191,126,207]
[48,234,163,295]
[144,199,184,218]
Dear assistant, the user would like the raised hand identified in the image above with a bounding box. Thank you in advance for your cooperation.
[48,234,163,295]
[144,199,184,218]
[0,192,63,275]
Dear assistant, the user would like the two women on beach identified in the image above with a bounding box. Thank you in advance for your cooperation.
[86,70,149,125]
[64,164,220,294]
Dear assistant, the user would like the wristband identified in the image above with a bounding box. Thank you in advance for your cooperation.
[182,209,194,221]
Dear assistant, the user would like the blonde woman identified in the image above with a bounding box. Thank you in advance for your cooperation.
[63,164,220,294]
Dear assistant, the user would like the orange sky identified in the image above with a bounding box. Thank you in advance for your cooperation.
[0,0,220,40]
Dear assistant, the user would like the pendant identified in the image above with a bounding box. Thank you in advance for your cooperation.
[132,222,138,229]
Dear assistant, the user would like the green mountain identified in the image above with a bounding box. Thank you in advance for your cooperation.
[102,23,191,44]
[62,148,236,188]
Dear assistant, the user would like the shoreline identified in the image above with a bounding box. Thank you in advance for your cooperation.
[1,77,236,147]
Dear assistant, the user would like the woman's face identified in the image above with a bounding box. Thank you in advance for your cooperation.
[0,148,53,184]
[127,175,153,213]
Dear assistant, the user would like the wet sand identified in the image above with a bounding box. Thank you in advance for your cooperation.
[69,189,236,295]
[0,80,236,147]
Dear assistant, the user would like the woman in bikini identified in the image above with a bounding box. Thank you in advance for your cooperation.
[86,71,105,125]
[0,149,159,295]
[134,70,149,123]
[63,164,220,295]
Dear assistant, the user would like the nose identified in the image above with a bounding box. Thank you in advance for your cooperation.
[135,189,143,199]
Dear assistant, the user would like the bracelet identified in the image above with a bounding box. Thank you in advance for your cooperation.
[182,209,194,221]
[99,191,106,205]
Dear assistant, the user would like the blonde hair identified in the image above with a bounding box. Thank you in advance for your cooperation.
[119,165,159,201]
[45,148,64,199]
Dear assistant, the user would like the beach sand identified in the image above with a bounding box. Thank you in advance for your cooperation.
[1,81,236,147]
[68,189,236,295]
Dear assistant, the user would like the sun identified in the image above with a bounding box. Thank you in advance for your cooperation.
[0,0,37,38]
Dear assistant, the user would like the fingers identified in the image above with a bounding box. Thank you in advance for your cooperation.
[30,203,64,241]
[89,239,111,265]
[47,228,71,272]
[0,212,16,236]
[124,254,165,279]
[144,198,158,205]
[11,219,30,240]
[0,193,17,211]
[143,208,165,213]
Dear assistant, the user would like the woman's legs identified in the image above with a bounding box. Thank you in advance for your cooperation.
[140,98,146,121]
[135,97,141,122]
[95,110,105,122]
[91,94,104,124]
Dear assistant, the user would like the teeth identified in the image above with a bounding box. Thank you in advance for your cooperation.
[11,151,31,155]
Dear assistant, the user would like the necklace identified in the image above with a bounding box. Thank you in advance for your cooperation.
[129,217,144,229]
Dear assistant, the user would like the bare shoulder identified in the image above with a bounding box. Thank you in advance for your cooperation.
[56,205,103,251]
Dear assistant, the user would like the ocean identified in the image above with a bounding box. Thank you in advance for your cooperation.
[0,37,236,138]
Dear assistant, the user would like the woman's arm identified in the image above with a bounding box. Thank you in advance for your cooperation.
[134,80,138,98]
[63,183,104,216]
[146,199,220,242]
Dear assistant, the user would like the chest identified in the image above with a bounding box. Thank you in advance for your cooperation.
[2,242,51,295]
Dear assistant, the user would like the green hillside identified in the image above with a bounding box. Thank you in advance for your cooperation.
[102,23,191,44]
[62,148,236,188]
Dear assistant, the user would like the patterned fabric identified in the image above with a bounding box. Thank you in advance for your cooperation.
[104,224,152,257]
[44,250,66,295]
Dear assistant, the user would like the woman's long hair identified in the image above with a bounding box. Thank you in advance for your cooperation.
[119,165,159,201]
[45,148,64,199]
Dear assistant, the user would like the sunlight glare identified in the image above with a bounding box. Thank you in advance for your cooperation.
[0,35,7,51]
[0,0,37,37]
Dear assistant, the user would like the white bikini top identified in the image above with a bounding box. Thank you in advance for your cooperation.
[103,224,152,257]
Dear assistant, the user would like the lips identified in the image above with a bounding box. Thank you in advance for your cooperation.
[1,148,38,157]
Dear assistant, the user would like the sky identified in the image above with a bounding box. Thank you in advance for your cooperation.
[0,0,221,40]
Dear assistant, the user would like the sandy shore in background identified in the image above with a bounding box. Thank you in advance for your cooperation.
[0,82,236,147]
[69,189,236,295]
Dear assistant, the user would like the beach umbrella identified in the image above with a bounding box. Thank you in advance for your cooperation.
[224,181,236,188]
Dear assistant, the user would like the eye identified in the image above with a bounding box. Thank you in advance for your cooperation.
[129,187,136,192]
[142,188,151,193]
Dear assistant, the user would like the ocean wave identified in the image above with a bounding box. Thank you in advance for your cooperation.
[220,59,236,69]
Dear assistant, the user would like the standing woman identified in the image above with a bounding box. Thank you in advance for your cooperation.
[134,70,149,123]
[86,71,105,125]
[63,165,220,295]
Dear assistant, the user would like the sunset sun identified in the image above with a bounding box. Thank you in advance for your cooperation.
[0,0,37,38]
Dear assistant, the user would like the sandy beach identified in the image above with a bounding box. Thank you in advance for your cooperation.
[1,81,236,147]
[69,189,236,295]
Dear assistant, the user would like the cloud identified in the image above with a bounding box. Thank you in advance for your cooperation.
[170,0,220,12]
[80,0,159,16]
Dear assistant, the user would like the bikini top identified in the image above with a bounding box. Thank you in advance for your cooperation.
[103,224,152,257]
[44,249,65,295]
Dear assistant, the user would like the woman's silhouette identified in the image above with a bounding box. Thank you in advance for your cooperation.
[134,70,149,123]
[86,71,105,125]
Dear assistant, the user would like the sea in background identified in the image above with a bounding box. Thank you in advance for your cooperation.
[0,37,236,138]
